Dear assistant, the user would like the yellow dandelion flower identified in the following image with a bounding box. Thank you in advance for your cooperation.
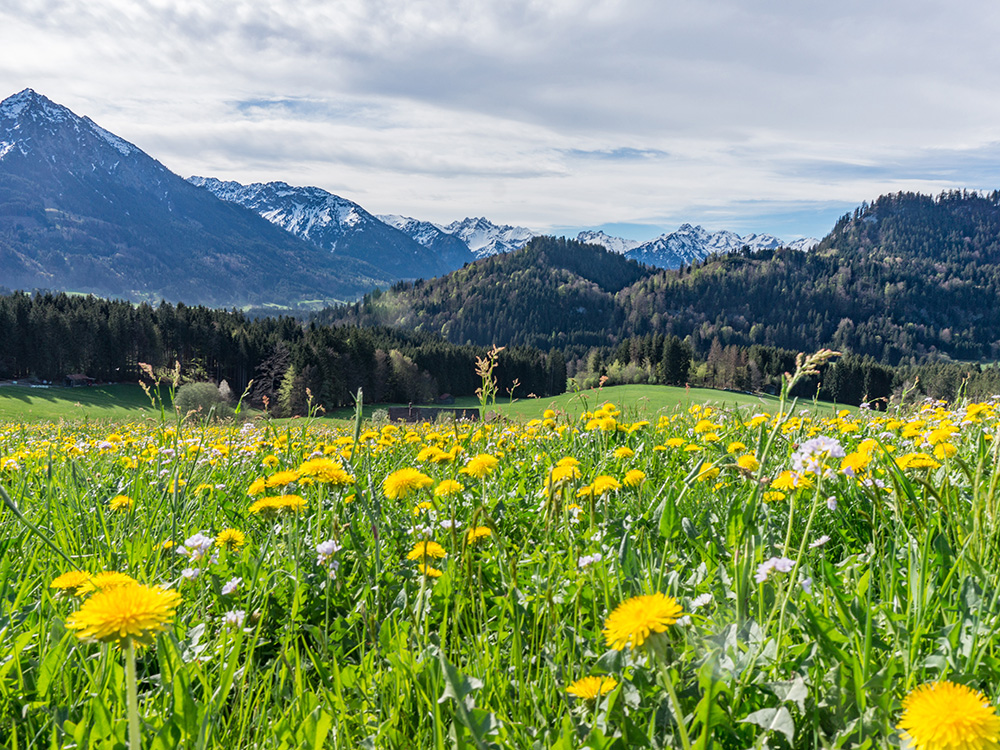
[466,526,492,544]
[77,571,138,596]
[771,471,812,490]
[265,470,301,488]
[247,477,267,496]
[383,468,433,500]
[543,409,557,420]
[897,452,941,470]
[249,494,307,515]
[50,570,93,595]
[298,458,355,485]
[216,528,246,550]
[613,446,635,460]
[666,437,685,448]
[407,541,447,561]
[603,592,685,651]
[566,675,619,700]
[262,455,279,468]
[696,467,720,482]
[841,451,872,474]
[462,453,499,479]
[66,582,181,645]
[727,441,747,454]
[623,469,646,487]
[556,457,581,468]
[592,475,621,495]
[898,680,1000,750]
[418,564,443,578]
[109,494,134,512]
[736,455,760,472]
[547,464,581,489]
[434,479,465,497]
[762,491,786,503]
[934,443,958,460]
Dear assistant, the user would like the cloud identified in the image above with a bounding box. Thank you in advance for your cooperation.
[4,0,1000,237]
[565,147,669,161]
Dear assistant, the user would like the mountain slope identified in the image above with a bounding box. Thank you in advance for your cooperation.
[190,177,458,279]
[575,230,641,255]
[378,214,476,270]
[439,217,536,258]
[326,235,653,349]
[0,89,390,307]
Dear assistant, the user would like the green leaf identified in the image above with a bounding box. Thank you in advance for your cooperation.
[765,676,808,713]
[740,706,795,744]
[438,653,483,711]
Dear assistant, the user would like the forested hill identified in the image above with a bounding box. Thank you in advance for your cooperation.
[325,236,653,349]
[325,192,1000,365]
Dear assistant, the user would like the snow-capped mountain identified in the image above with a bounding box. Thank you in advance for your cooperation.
[788,237,820,252]
[378,214,475,270]
[623,224,819,269]
[575,230,641,255]
[0,88,390,307]
[1,88,137,162]
[190,178,455,280]
[438,217,536,258]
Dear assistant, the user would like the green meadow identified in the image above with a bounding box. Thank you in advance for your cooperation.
[0,371,993,748]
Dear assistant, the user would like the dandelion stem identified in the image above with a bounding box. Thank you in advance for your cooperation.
[126,638,141,750]
[659,662,692,750]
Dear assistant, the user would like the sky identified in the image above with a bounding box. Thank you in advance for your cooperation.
[4,0,1000,242]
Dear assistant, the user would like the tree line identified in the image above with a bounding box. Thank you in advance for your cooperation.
[0,292,567,414]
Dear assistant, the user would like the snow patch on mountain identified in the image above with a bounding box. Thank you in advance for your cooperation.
[379,214,446,247]
[0,88,71,123]
[438,217,536,258]
[189,177,377,252]
[788,237,820,252]
[81,116,135,157]
[575,230,641,254]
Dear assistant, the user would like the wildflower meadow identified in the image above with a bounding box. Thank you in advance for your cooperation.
[3,376,1000,747]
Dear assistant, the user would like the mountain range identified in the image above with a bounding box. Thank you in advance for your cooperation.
[0,87,819,308]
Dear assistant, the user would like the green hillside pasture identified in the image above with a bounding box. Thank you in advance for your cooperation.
[324,384,848,423]
[0,384,167,421]
[0,382,847,424]
[482,384,847,420]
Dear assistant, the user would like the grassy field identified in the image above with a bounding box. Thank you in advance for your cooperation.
[325,384,848,422]
[0,384,168,421]
[0,394,993,748]
[0,382,847,424]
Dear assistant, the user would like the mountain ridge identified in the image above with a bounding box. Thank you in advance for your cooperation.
[189,177,461,279]
[0,88,392,307]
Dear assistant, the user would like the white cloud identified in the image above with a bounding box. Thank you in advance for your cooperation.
[4,0,1000,239]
